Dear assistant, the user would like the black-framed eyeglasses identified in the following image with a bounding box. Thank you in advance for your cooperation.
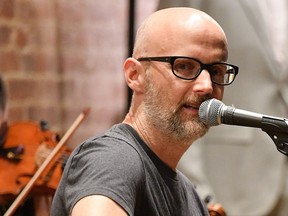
[137,56,239,86]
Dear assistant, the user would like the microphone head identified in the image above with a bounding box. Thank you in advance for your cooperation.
[199,98,224,126]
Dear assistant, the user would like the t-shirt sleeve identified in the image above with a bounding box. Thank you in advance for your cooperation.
[63,136,144,216]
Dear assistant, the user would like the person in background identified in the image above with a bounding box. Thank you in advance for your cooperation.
[158,1,288,216]
[51,7,238,216]
[0,75,8,148]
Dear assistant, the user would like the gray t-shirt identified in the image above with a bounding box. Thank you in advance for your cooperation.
[51,123,209,216]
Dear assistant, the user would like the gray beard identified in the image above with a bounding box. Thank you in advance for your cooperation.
[144,101,209,143]
[143,74,209,143]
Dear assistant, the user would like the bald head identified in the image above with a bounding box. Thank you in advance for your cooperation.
[133,7,228,62]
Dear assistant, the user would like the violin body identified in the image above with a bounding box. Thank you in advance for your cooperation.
[0,121,67,206]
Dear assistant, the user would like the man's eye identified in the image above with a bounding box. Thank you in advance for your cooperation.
[177,63,191,70]
[175,61,197,71]
[209,69,220,76]
[210,65,226,76]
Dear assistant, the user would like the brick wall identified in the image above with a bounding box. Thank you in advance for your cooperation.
[0,0,158,149]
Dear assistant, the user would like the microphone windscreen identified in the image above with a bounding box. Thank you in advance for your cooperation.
[199,98,224,126]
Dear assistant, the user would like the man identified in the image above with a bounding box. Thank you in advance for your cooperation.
[51,7,238,216]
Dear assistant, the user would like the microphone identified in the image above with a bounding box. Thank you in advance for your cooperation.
[199,98,288,132]
[198,98,288,156]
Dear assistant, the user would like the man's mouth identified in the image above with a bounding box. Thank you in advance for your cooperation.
[181,103,201,117]
[183,104,199,110]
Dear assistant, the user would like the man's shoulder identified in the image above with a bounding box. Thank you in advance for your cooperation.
[69,123,145,171]
[79,123,142,153]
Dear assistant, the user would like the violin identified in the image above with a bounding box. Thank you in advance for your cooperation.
[0,120,68,207]
[3,108,90,216]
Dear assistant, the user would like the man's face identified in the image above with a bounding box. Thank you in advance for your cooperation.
[141,20,227,142]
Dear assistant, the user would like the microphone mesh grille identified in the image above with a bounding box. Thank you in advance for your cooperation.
[199,99,223,126]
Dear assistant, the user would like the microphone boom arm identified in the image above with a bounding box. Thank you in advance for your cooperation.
[199,98,288,157]
[261,116,288,156]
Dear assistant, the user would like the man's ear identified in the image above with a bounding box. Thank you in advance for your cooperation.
[123,57,145,93]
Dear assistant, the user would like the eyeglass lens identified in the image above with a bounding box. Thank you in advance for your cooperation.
[173,58,236,85]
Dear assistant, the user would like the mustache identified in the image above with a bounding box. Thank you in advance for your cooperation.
[181,94,212,108]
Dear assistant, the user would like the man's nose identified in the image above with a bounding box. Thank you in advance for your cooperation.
[192,69,213,95]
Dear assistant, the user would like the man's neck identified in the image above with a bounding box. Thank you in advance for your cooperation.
[123,113,192,170]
